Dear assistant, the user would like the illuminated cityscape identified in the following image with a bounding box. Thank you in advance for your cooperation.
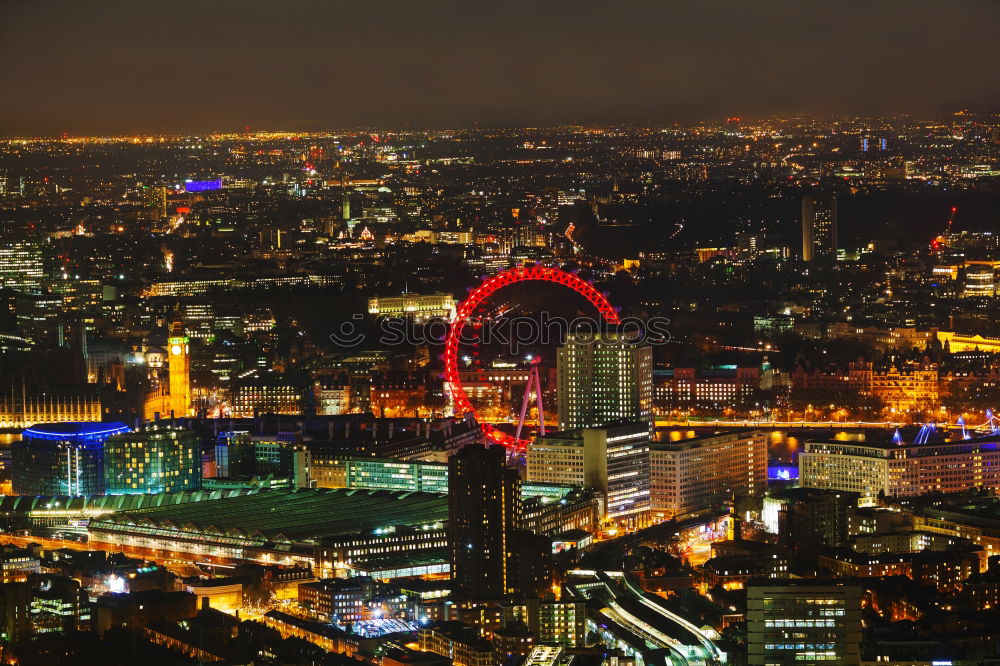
[3,1,1000,665]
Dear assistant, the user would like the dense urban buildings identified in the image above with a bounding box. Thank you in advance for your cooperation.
[4,109,1000,659]
[3,54,1000,663]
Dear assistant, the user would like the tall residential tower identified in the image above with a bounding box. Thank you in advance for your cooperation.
[556,330,652,432]
[802,194,838,262]
[448,444,520,600]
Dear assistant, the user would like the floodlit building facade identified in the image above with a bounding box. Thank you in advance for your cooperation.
[800,437,1000,499]
[367,293,455,322]
[0,388,102,429]
[649,430,768,519]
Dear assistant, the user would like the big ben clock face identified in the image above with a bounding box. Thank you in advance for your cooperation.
[171,344,182,355]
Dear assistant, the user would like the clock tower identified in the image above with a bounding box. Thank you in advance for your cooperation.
[167,320,191,417]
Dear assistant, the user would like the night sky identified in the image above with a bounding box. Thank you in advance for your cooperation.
[3,0,999,135]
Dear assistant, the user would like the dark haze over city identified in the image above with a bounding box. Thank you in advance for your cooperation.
[3,0,1000,135]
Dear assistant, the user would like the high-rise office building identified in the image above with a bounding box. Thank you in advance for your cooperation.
[215,431,255,478]
[13,422,130,496]
[143,184,167,219]
[801,194,838,262]
[103,426,201,494]
[649,430,768,520]
[747,581,862,665]
[963,264,996,298]
[449,444,520,600]
[527,421,650,520]
[0,237,45,294]
[556,330,652,432]
[252,435,311,487]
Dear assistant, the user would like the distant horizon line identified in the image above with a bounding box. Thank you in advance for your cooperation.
[3,109,998,141]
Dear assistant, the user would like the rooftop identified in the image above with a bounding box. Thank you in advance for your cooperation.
[0,488,255,516]
[651,429,763,451]
[922,498,1000,530]
[805,436,1000,453]
[89,488,448,547]
[21,421,130,442]
[534,421,650,443]
[767,487,861,502]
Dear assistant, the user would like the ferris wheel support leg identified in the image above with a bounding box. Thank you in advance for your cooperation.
[534,365,546,437]
[515,371,534,442]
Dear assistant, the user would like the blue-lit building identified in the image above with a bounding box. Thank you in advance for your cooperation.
[183,179,222,192]
[14,422,130,496]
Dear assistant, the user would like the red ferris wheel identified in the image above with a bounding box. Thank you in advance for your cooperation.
[443,265,620,449]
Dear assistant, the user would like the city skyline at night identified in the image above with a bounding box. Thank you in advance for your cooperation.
[4,2,1000,665]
